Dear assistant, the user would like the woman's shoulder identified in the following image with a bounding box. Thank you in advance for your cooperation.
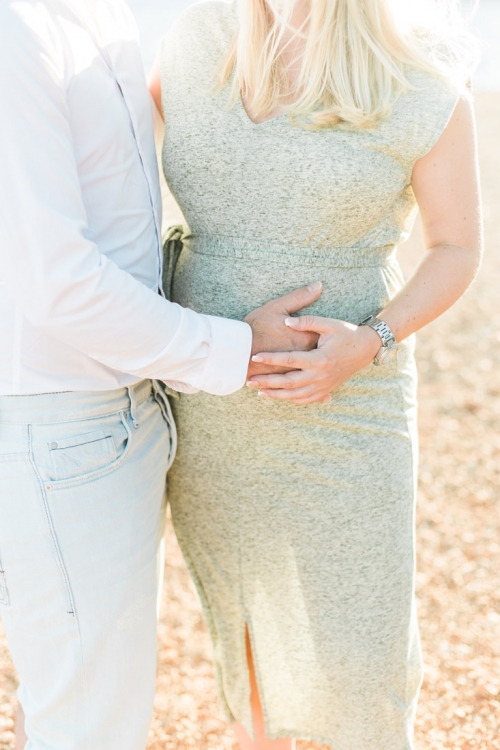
[385,67,465,167]
[404,67,463,111]
[161,0,237,61]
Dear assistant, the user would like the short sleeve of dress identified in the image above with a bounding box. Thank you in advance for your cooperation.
[159,1,233,112]
[158,4,196,101]
[392,69,463,173]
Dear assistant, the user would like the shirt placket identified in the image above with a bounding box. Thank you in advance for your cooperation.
[111,79,164,297]
[81,9,165,296]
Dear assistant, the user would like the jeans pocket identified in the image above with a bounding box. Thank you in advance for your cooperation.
[0,557,9,606]
[49,429,117,481]
[45,412,132,488]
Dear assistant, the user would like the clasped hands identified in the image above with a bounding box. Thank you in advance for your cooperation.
[244,282,381,405]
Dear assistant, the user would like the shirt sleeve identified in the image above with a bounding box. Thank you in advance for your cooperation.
[0,3,252,396]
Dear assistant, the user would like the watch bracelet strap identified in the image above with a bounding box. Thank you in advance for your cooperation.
[359,315,397,349]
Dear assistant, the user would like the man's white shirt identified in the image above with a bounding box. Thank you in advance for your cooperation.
[0,0,252,395]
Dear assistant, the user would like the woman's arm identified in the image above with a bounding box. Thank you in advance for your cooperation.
[247,95,483,404]
[149,53,164,119]
[376,94,482,340]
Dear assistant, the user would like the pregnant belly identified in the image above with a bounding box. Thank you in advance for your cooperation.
[171,246,405,324]
[170,243,417,429]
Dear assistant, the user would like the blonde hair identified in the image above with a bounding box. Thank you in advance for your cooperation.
[218,0,478,129]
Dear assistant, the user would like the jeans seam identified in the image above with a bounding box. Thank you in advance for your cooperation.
[28,425,92,749]
[0,569,9,606]
[28,425,76,617]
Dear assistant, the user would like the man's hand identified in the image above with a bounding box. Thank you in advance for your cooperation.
[244,282,323,379]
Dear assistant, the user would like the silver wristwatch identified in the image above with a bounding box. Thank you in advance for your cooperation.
[359,314,398,366]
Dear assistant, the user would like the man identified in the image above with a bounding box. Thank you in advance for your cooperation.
[0,1,321,748]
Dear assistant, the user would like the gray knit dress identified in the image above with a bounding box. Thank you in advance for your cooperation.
[159,3,459,747]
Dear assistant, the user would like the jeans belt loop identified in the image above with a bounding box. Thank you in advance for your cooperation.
[127,385,140,429]
[152,380,178,470]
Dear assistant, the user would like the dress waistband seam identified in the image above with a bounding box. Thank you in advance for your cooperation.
[184,234,398,268]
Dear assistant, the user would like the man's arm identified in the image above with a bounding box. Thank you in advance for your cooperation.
[0,3,251,396]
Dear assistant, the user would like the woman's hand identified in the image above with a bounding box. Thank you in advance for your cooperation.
[246,315,381,404]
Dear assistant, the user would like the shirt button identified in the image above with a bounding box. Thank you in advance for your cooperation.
[50,442,58,450]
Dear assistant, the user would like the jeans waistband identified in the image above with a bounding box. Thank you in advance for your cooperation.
[0,380,152,425]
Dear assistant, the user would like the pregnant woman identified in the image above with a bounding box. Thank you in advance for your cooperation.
[150,0,481,747]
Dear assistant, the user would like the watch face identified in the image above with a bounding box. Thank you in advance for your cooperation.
[377,345,398,365]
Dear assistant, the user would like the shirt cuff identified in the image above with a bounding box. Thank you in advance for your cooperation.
[195,315,252,396]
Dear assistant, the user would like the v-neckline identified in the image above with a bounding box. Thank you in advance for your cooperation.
[238,97,288,128]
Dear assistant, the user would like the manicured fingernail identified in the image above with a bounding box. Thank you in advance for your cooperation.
[307,281,322,293]
[246,381,258,388]
[258,391,269,398]
[252,355,264,362]
[285,317,295,327]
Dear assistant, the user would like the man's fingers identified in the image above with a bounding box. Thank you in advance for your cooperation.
[258,387,332,404]
[274,281,323,315]
[250,350,316,370]
[284,314,333,335]
[247,370,310,390]
[290,393,332,405]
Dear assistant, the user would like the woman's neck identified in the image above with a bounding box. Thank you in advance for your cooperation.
[243,0,310,123]
[273,0,309,96]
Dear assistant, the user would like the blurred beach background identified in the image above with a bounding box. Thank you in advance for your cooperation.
[128,0,500,88]
[1,1,500,749]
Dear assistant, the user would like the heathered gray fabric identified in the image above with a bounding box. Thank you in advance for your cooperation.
[159,2,459,747]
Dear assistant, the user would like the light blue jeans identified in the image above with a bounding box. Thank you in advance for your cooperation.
[0,380,176,750]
